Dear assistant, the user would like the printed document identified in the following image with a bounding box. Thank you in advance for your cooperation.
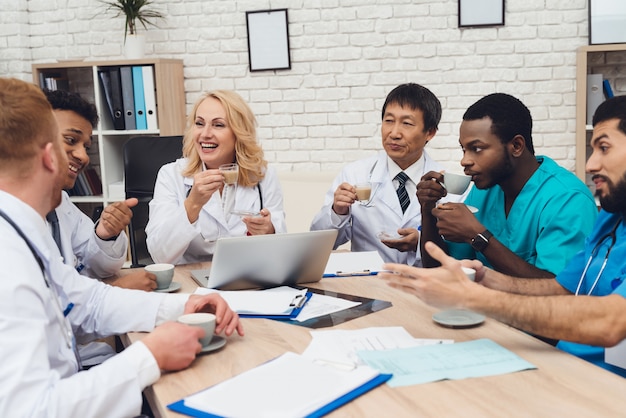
[357,338,536,387]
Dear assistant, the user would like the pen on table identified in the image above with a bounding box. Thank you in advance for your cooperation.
[326,270,376,277]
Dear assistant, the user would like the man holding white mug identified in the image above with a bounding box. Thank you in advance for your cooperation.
[418,93,597,278]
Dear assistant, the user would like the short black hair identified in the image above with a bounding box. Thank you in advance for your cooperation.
[381,83,442,133]
[592,95,626,136]
[463,93,534,155]
[43,89,99,128]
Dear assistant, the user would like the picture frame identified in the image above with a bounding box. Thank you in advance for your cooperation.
[458,0,505,28]
[245,9,291,72]
[589,0,626,45]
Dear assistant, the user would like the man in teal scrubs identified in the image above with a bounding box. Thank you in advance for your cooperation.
[418,93,597,278]
[381,95,626,376]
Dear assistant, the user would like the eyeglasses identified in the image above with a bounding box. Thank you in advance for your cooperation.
[575,216,622,296]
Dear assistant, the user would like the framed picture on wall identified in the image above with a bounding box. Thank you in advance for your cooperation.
[246,9,291,72]
[589,0,626,44]
[458,0,505,28]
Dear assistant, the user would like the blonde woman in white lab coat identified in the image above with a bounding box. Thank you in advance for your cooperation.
[146,90,286,264]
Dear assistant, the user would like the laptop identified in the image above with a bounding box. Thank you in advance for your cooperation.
[190,229,338,290]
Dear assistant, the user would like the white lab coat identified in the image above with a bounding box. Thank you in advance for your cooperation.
[0,191,189,417]
[311,151,464,266]
[54,191,127,278]
[146,158,287,265]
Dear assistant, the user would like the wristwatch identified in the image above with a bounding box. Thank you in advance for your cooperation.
[470,230,493,252]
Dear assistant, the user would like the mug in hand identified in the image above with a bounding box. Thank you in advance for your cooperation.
[219,163,239,185]
[443,172,471,195]
[355,183,372,202]
[145,263,175,290]
[178,313,216,347]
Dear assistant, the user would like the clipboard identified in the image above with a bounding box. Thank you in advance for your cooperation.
[239,291,313,319]
[167,352,392,418]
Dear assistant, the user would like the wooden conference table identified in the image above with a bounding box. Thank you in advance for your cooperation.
[122,263,626,417]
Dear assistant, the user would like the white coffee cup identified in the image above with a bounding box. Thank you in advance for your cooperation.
[462,267,476,281]
[145,263,175,290]
[178,313,216,347]
[443,172,471,195]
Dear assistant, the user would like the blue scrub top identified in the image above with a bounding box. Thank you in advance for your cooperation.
[556,210,626,377]
[447,156,597,275]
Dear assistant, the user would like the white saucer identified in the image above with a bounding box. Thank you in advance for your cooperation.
[199,336,227,354]
[155,282,182,293]
[432,309,485,328]
[377,231,402,241]
[466,205,479,214]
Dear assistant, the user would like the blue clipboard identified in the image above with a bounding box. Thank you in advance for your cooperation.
[167,372,392,418]
[238,291,312,320]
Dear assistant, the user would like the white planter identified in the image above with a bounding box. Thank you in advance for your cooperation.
[124,34,146,59]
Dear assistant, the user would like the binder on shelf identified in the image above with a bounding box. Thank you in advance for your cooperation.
[98,67,125,130]
[142,65,158,130]
[131,66,147,130]
[167,352,392,418]
[587,73,604,125]
[603,79,615,99]
[119,66,136,130]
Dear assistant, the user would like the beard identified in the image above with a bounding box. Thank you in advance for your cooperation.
[597,171,626,214]
[478,148,515,189]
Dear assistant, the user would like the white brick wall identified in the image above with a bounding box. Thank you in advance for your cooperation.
[0,0,605,175]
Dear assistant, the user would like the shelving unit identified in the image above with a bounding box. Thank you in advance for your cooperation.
[32,58,186,211]
[575,44,626,189]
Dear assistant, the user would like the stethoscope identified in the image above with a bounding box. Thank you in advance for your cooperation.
[575,216,622,296]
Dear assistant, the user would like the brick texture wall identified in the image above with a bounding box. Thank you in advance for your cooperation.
[0,0,597,174]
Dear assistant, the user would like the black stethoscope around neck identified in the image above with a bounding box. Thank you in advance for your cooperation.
[575,216,622,296]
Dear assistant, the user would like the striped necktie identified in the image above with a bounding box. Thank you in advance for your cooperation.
[46,210,63,254]
[395,172,410,214]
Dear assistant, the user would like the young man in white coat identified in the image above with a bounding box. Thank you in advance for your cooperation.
[0,78,244,417]
[44,89,157,290]
[311,83,464,266]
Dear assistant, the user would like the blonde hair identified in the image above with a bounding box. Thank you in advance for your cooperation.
[0,78,56,175]
[182,90,267,188]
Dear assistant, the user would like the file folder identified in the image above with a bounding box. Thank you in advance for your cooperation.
[98,67,125,130]
[239,291,312,319]
[167,352,392,418]
[142,65,158,130]
[131,66,147,130]
[119,66,136,130]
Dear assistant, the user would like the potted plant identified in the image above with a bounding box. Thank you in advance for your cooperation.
[100,0,165,58]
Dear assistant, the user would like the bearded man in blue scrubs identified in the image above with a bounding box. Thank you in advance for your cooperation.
[418,93,597,278]
[382,95,626,377]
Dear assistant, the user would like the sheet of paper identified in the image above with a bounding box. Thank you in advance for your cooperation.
[357,338,536,387]
[301,326,453,368]
[295,292,361,322]
[181,352,380,417]
[324,251,386,276]
[193,286,307,315]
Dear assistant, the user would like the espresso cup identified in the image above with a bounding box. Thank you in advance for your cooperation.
[354,183,372,202]
[178,313,216,347]
[443,172,471,195]
[145,263,175,290]
[462,267,476,281]
[219,163,239,185]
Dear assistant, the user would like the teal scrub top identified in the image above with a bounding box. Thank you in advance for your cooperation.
[556,210,626,377]
[447,156,597,275]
